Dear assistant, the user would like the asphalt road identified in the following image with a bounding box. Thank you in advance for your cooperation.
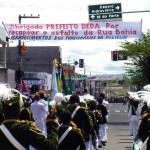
[100,103,133,150]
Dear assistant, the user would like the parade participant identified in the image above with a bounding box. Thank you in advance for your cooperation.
[83,89,94,101]
[134,85,150,149]
[99,93,109,144]
[67,94,92,150]
[58,110,86,150]
[99,93,109,110]
[126,94,133,136]
[132,97,150,149]
[19,102,34,122]
[39,93,49,136]
[87,100,99,150]
[0,113,4,125]
[97,97,108,148]
[39,93,49,113]
[30,94,49,136]
[0,86,58,150]
[128,92,139,140]
[136,99,143,127]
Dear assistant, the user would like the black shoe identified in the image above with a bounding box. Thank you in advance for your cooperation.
[130,134,133,136]
[101,141,106,146]
[98,145,102,148]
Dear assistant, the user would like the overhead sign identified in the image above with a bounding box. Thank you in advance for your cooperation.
[5,22,142,40]
[88,3,122,22]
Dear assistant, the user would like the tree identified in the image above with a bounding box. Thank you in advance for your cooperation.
[118,30,150,88]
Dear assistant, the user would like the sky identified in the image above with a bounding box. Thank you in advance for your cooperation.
[0,0,150,75]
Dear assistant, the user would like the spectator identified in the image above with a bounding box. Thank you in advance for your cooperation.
[30,94,49,136]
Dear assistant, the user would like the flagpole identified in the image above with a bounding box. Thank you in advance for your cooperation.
[51,59,58,99]
[51,59,55,99]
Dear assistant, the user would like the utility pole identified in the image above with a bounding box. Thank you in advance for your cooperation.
[17,14,40,85]
[83,63,86,91]
[89,72,92,95]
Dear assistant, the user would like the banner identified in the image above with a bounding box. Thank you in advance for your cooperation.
[5,22,142,40]
[88,74,123,81]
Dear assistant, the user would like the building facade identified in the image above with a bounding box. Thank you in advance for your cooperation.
[6,46,62,73]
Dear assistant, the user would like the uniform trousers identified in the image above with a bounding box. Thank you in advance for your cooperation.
[35,117,47,137]
[85,135,97,150]
[130,115,139,139]
[97,124,107,146]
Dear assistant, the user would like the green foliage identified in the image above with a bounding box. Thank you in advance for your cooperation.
[118,30,150,86]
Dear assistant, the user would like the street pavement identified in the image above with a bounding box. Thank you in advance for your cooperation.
[99,103,134,150]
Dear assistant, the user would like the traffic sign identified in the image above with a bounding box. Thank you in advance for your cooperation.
[111,51,128,61]
[88,3,122,22]
[118,51,127,60]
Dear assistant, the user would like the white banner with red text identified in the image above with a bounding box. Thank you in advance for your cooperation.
[5,22,142,40]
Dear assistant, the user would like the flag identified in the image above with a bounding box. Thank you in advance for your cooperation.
[51,60,58,99]
[61,66,69,95]
[56,71,62,93]
[21,41,27,53]
[68,64,74,94]
[21,79,27,92]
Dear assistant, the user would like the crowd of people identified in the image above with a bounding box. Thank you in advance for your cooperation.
[2,82,150,150]
[0,84,110,150]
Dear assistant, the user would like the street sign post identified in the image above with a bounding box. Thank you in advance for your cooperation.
[88,3,122,22]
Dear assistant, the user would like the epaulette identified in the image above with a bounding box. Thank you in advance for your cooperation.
[148,118,150,122]
[142,112,150,119]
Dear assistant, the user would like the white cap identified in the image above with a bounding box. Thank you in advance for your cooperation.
[54,93,63,103]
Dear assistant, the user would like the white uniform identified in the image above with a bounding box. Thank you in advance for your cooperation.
[136,103,142,127]
[39,99,49,136]
[102,99,109,110]
[30,101,48,136]
[102,99,109,142]
[127,104,133,136]
[129,106,139,139]
[39,99,49,117]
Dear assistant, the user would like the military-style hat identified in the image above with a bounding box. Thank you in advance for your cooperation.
[143,84,150,91]
[127,92,140,101]
[0,84,23,117]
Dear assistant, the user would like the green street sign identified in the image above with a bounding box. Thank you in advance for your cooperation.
[88,3,122,21]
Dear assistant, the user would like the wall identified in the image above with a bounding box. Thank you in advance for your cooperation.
[6,46,62,73]
[0,68,15,88]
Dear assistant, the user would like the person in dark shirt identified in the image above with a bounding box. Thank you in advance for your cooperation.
[97,97,108,148]
[67,94,92,142]
[19,101,34,121]
[58,110,86,150]
[0,89,58,150]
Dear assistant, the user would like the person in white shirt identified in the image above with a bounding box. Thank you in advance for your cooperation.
[30,94,48,136]
[39,93,49,116]
[39,93,49,136]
